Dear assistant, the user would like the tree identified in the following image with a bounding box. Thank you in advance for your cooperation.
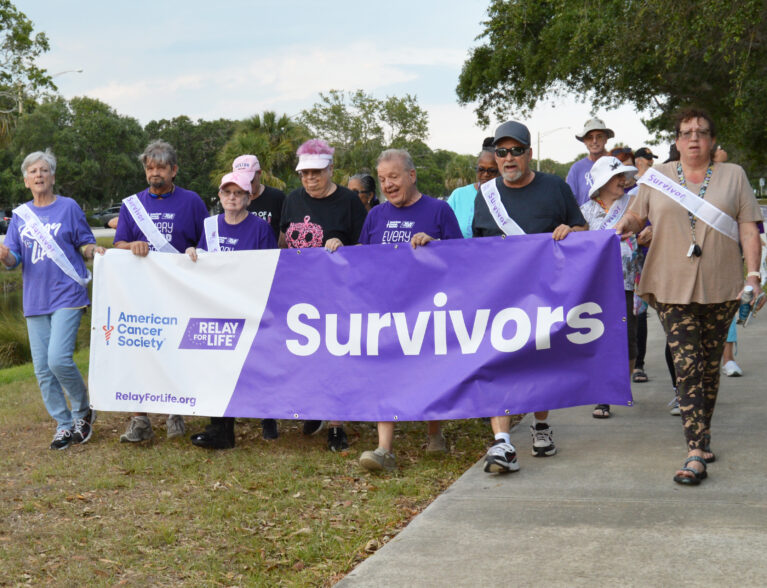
[5,96,147,208]
[0,0,54,145]
[300,90,430,182]
[457,0,767,172]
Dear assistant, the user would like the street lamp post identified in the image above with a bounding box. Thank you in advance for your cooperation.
[536,127,571,171]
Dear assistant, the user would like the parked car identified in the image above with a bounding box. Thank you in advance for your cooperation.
[0,214,11,235]
[92,205,122,228]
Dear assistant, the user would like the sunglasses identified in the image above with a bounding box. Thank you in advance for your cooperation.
[476,166,499,175]
[495,146,529,158]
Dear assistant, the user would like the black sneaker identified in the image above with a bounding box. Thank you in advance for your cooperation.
[327,426,349,452]
[302,420,325,436]
[190,418,234,449]
[50,429,72,450]
[262,419,279,440]
[72,409,96,445]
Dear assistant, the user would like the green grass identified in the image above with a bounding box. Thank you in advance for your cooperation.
[0,358,515,586]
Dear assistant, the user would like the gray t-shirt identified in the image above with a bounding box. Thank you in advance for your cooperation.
[472,173,586,237]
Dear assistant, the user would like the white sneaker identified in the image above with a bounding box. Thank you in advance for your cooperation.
[722,360,743,377]
[483,439,520,473]
[360,448,396,472]
[530,423,557,457]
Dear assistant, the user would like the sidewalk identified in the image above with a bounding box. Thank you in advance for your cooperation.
[339,309,767,587]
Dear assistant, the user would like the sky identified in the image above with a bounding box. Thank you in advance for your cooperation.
[17,0,664,164]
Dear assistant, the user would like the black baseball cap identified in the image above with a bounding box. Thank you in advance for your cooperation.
[634,147,657,161]
[493,121,531,147]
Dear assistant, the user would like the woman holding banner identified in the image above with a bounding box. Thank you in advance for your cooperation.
[615,108,763,486]
[186,170,276,449]
[580,155,640,419]
[0,149,103,450]
[279,139,367,452]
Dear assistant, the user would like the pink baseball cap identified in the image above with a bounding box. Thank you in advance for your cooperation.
[219,171,252,194]
[232,155,261,181]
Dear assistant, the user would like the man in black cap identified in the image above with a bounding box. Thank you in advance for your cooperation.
[473,120,587,474]
[633,147,657,180]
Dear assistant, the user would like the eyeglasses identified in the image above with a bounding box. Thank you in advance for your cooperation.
[495,146,529,158]
[477,166,499,175]
[350,189,373,196]
[678,129,711,140]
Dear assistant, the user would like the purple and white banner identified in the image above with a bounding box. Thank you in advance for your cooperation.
[88,232,632,420]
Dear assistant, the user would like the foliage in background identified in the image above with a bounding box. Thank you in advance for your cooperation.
[1,96,147,209]
[0,0,54,146]
[457,0,767,180]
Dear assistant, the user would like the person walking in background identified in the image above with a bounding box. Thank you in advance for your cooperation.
[447,137,498,238]
[0,149,103,450]
[232,154,285,239]
[566,117,614,205]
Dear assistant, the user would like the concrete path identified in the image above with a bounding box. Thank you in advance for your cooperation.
[339,308,767,587]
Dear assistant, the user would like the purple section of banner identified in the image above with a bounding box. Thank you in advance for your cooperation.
[178,318,245,350]
[225,232,631,420]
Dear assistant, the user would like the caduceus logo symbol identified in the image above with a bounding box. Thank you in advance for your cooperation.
[102,306,115,345]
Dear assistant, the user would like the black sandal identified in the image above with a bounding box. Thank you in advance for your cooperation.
[632,368,648,383]
[592,404,611,419]
[702,433,716,463]
[673,456,707,486]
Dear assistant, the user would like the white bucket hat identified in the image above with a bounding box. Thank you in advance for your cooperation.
[587,156,637,199]
[576,117,615,142]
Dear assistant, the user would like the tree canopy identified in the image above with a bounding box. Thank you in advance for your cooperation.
[457,0,767,171]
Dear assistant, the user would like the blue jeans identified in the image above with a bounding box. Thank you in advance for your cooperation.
[27,308,89,432]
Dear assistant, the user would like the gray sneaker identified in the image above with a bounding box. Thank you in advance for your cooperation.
[530,423,556,457]
[669,390,681,416]
[425,432,448,453]
[120,416,154,443]
[166,415,186,439]
[360,448,396,472]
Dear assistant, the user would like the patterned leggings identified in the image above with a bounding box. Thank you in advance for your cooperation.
[655,300,739,450]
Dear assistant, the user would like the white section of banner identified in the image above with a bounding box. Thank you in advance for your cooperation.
[88,248,279,416]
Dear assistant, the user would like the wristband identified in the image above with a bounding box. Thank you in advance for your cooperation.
[747,271,761,278]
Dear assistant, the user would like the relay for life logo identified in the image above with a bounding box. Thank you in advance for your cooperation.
[178,318,245,350]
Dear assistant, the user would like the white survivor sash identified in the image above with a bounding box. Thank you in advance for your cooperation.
[638,168,738,242]
[13,203,91,287]
[122,194,180,253]
[480,179,526,236]
[594,196,630,231]
[203,215,221,252]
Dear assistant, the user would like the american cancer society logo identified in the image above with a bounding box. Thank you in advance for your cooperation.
[101,306,178,351]
[178,318,245,350]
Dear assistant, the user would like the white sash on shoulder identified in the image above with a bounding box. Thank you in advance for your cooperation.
[594,197,630,231]
[13,203,91,288]
[638,168,739,242]
[122,194,179,253]
[480,179,526,236]
[203,215,221,252]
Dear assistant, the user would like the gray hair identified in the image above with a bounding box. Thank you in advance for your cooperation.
[21,149,57,177]
[139,140,178,168]
[376,148,415,172]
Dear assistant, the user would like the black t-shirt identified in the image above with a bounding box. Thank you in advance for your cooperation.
[247,185,285,237]
[280,185,367,247]
[472,173,586,237]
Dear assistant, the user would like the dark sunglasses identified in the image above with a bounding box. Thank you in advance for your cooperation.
[495,146,529,158]
[476,166,499,175]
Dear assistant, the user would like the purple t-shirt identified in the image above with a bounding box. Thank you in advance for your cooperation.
[566,157,597,206]
[198,214,277,251]
[4,196,95,316]
[113,186,208,252]
[359,195,463,245]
